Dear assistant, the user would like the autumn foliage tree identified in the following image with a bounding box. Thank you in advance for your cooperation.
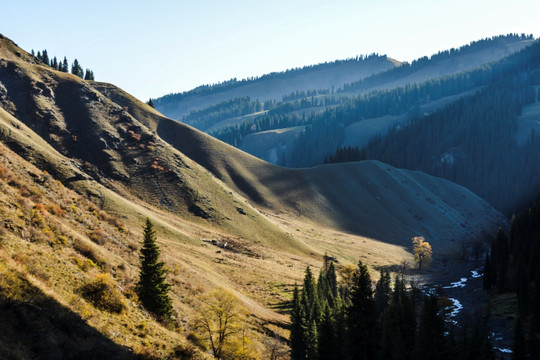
[412,236,432,270]
[194,288,259,359]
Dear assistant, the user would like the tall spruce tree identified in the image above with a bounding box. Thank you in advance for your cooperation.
[346,260,377,360]
[71,59,84,78]
[290,285,307,360]
[62,57,69,72]
[318,303,337,360]
[374,268,392,317]
[136,218,173,320]
[415,294,448,360]
[380,276,416,360]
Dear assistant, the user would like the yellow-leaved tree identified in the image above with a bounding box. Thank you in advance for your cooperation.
[412,236,432,270]
[194,288,260,359]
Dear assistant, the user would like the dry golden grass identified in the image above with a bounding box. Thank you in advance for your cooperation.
[0,33,507,358]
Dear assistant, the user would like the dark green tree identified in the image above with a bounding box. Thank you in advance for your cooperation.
[147,98,155,108]
[374,268,392,317]
[346,260,377,360]
[325,261,338,299]
[380,276,416,360]
[71,58,84,78]
[317,303,337,360]
[135,218,173,320]
[62,57,69,72]
[84,69,94,80]
[414,294,448,360]
[41,49,49,65]
[290,285,307,360]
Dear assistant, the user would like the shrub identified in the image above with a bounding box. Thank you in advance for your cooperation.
[89,228,106,244]
[73,238,101,264]
[79,273,126,313]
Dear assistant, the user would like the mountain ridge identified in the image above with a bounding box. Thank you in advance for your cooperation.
[0,33,507,357]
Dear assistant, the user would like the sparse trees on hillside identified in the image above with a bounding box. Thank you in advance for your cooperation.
[135,218,173,320]
[32,48,94,78]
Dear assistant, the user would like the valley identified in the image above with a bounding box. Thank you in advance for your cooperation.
[0,28,538,359]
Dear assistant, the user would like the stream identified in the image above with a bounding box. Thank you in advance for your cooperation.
[421,267,513,356]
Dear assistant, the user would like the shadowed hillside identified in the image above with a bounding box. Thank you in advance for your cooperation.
[0,33,508,357]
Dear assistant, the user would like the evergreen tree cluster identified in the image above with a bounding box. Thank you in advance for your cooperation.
[290,262,493,359]
[154,54,390,106]
[339,33,533,93]
[182,97,263,131]
[32,49,95,80]
[324,146,365,164]
[483,202,540,357]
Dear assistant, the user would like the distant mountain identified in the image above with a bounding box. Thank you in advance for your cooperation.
[0,33,507,357]
[153,35,534,172]
[154,54,399,120]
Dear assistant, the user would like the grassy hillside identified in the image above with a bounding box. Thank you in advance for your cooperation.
[0,34,508,357]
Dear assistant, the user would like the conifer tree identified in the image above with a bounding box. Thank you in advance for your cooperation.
[71,59,84,78]
[136,218,173,320]
[290,285,307,360]
[147,98,155,108]
[306,320,318,360]
[62,57,69,72]
[42,49,49,65]
[84,69,94,80]
[380,276,416,360]
[325,261,338,299]
[374,268,392,317]
[415,294,448,360]
[318,303,337,360]
[346,260,377,360]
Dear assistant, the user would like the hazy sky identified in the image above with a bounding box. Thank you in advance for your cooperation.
[3,0,538,101]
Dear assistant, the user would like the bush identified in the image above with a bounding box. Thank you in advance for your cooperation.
[79,273,126,313]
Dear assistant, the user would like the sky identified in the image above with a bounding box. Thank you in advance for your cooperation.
[2,0,539,101]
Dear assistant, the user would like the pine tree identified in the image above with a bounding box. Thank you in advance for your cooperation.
[380,276,416,360]
[71,59,84,78]
[325,261,338,300]
[84,69,94,80]
[317,303,337,360]
[346,260,378,360]
[42,49,49,65]
[290,285,307,360]
[415,294,448,360]
[136,218,173,320]
[147,98,155,108]
[62,57,69,72]
[374,268,392,317]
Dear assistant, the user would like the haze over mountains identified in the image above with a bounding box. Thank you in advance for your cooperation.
[0,32,512,357]
[154,34,540,215]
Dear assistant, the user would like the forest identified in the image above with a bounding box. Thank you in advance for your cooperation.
[290,260,496,360]
[483,201,540,358]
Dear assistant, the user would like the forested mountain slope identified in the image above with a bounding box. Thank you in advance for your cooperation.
[154,54,398,120]
[357,41,540,215]
[0,33,507,357]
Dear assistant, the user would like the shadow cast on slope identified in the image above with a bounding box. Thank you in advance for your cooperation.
[0,283,135,360]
